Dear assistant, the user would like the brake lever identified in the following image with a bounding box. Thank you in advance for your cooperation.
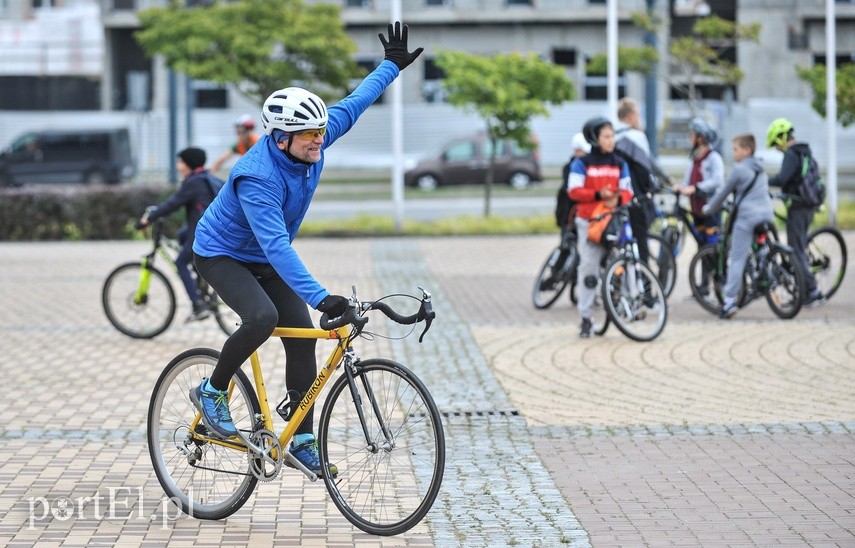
[416,286,435,343]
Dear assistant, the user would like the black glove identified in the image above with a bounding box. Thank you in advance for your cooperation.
[379,21,423,71]
[316,294,349,318]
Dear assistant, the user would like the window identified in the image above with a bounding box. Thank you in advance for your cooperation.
[425,0,450,5]
[422,58,447,103]
[445,140,477,162]
[552,48,577,67]
[344,0,371,7]
[506,0,532,5]
[32,0,57,7]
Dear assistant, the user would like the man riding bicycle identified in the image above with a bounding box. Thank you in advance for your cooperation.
[189,22,423,477]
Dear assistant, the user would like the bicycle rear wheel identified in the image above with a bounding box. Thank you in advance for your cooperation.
[764,247,805,319]
[807,226,847,300]
[147,348,261,520]
[318,358,445,536]
[647,234,677,298]
[688,245,726,316]
[532,246,573,309]
[602,259,667,342]
[102,262,175,339]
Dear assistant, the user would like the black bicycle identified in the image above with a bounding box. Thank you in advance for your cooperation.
[102,218,240,338]
[532,223,675,308]
[688,209,805,319]
[770,193,847,301]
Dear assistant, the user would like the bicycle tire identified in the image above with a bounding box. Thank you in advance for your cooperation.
[647,233,677,298]
[532,246,572,309]
[591,281,610,336]
[102,261,176,339]
[147,348,261,520]
[764,246,805,319]
[318,358,445,536]
[688,245,726,316]
[601,258,667,342]
[807,226,847,300]
[660,224,685,258]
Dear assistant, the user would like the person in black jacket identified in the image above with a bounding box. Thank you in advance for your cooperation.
[766,118,824,306]
[139,147,217,321]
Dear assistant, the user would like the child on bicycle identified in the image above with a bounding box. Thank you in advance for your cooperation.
[138,147,216,322]
[766,118,824,306]
[674,117,725,295]
[568,116,633,338]
[700,134,774,318]
[189,22,423,476]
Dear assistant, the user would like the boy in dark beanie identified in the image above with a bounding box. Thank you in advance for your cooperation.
[139,146,218,321]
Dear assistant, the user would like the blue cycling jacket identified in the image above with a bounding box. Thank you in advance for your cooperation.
[193,60,400,308]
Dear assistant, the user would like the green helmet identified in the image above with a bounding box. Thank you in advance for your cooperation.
[766,118,793,148]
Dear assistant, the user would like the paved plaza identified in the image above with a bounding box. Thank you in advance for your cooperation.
[0,234,853,547]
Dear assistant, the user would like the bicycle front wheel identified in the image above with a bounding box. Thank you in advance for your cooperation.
[807,226,847,300]
[532,246,572,309]
[764,247,805,319]
[688,245,726,316]
[602,259,667,342]
[318,358,445,536]
[147,348,261,520]
[102,262,175,338]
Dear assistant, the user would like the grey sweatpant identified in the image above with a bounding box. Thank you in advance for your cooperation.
[574,217,607,320]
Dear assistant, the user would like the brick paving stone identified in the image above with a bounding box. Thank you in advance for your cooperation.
[2,235,854,546]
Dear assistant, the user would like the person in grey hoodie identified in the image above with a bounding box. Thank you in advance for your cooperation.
[701,134,773,318]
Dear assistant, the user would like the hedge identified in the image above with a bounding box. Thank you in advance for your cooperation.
[0,184,172,241]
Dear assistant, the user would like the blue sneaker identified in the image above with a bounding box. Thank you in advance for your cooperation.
[189,378,239,439]
[288,438,338,478]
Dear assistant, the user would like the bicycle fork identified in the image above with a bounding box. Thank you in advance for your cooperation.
[134,255,155,305]
[344,358,396,454]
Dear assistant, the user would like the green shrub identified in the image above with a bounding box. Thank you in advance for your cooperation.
[0,184,170,241]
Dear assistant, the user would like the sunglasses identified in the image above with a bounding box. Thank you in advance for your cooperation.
[293,128,327,141]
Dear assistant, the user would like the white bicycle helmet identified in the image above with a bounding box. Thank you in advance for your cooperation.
[570,132,591,154]
[261,87,328,135]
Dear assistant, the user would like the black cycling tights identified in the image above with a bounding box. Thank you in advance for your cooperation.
[194,253,317,435]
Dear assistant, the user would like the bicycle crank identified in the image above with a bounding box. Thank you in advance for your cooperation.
[244,429,283,482]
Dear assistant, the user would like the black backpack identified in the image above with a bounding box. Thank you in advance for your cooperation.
[613,131,656,198]
[205,172,225,199]
[554,160,575,227]
[795,149,826,208]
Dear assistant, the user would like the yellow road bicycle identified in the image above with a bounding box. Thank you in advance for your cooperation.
[146,286,444,536]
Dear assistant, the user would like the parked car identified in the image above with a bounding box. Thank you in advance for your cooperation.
[404,133,541,191]
[0,128,135,187]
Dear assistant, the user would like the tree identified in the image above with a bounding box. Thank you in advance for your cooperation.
[796,64,855,128]
[436,50,574,217]
[135,0,363,105]
[587,13,760,116]
[668,15,760,115]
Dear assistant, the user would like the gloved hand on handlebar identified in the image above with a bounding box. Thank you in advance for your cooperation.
[316,294,349,318]
[379,21,423,71]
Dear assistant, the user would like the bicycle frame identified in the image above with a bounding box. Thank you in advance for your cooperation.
[192,324,353,455]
